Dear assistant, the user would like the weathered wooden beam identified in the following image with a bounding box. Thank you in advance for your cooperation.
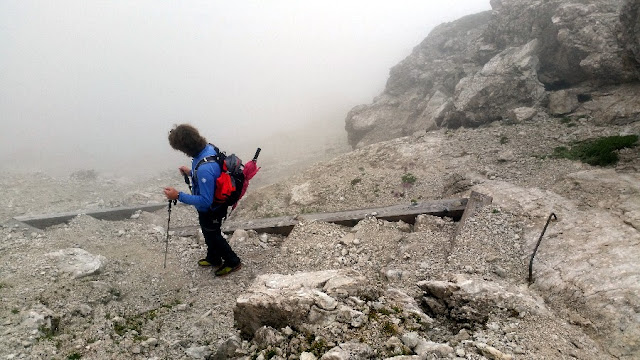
[12,203,169,230]
[446,191,493,259]
[174,197,468,236]
[10,197,470,236]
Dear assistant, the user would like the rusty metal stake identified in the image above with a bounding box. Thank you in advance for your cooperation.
[528,213,557,285]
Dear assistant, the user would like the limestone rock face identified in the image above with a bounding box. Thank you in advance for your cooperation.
[442,40,546,128]
[474,179,640,359]
[488,0,638,85]
[573,83,640,125]
[345,0,640,148]
[621,0,640,66]
[345,11,493,148]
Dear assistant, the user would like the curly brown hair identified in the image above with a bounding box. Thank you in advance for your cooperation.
[168,124,207,157]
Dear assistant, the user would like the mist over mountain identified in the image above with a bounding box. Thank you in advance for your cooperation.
[0,0,490,177]
[1,1,639,359]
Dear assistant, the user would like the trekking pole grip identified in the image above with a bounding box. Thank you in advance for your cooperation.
[253,147,261,161]
[182,172,192,193]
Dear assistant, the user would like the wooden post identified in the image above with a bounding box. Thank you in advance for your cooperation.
[446,191,493,260]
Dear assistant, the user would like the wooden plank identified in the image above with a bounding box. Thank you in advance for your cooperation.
[12,203,169,230]
[223,216,298,236]
[173,198,468,236]
[3,218,44,233]
[10,197,470,236]
[303,198,467,226]
[455,191,493,232]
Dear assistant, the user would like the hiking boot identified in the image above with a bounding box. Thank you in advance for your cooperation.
[198,258,222,268]
[214,262,242,277]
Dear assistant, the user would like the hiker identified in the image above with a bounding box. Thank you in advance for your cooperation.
[163,124,242,276]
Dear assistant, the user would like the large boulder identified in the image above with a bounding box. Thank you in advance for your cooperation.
[441,40,546,128]
[417,275,550,324]
[544,1,638,84]
[233,270,368,337]
[485,0,638,86]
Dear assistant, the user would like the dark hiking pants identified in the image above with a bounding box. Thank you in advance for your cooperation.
[198,206,240,267]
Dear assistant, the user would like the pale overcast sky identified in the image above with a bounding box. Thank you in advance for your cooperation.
[0,0,491,175]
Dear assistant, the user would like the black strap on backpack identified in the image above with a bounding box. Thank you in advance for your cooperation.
[193,145,225,184]
[191,144,244,209]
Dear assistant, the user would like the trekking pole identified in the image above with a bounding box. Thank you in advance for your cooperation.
[164,199,177,268]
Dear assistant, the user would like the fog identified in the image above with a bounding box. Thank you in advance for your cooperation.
[1,0,490,178]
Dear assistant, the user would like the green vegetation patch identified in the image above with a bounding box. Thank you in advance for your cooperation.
[113,303,171,338]
[38,318,61,341]
[309,337,328,357]
[382,320,398,335]
[552,135,638,166]
[265,349,278,359]
[401,173,417,186]
[377,308,392,316]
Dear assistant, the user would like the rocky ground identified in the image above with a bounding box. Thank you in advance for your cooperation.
[1,114,639,359]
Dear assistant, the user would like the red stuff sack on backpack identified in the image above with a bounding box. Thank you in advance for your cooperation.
[194,148,245,208]
[213,154,244,205]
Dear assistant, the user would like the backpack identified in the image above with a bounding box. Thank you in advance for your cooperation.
[193,145,245,209]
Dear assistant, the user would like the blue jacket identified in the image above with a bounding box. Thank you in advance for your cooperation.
[178,144,221,212]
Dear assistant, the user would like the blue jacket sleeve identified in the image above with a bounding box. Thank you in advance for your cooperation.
[178,162,220,211]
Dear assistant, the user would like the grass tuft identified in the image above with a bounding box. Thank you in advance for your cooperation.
[401,173,417,186]
[552,135,638,166]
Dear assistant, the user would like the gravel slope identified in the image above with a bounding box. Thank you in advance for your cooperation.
[1,114,638,359]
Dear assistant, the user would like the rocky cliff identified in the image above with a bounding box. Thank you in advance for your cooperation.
[345,0,640,148]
